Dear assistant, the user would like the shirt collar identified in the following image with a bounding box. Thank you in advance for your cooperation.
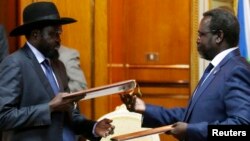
[26,41,46,64]
[210,47,238,67]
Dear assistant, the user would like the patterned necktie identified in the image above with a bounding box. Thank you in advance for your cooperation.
[199,63,214,85]
[42,59,59,94]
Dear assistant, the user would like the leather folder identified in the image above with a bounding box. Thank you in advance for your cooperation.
[62,79,137,101]
[111,125,173,141]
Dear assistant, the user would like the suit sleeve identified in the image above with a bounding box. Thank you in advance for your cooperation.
[142,104,186,127]
[71,108,101,141]
[0,58,51,130]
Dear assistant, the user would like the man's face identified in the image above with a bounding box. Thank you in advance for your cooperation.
[196,16,217,61]
[36,25,62,59]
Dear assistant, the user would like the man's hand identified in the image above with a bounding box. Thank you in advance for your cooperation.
[169,122,187,140]
[120,94,146,113]
[49,93,78,112]
[94,118,115,138]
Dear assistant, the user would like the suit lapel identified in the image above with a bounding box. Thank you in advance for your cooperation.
[183,68,218,120]
[184,49,241,121]
[51,60,64,92]
[22,45,55,99]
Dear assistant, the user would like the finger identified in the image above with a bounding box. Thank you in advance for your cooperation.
[127,104,133,111]
[108,127,112,133]
[110,129,114,135]
[107,129,114,136]
[119,94,125,101]
[105,131,110,137]
[103,132,108,138]
[121,95,130,104]
[110,125,115,132]
[104,118,113,123]
[126,95,135,111]
[132,95,136,105]
[124,94,132,103]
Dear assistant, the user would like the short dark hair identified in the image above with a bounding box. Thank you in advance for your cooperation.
[203,7,239,47]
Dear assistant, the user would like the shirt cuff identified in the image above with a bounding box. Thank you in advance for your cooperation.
[92,122,99,137]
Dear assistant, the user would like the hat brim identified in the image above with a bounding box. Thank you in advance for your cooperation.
[10,17,76,36]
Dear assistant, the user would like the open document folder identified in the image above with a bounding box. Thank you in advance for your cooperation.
[62,79,137,101]
[111,125,173,141]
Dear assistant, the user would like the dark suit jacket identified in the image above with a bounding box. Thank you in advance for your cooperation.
[0,25,9,63]
[0,44,99,141]
[141,49,250,141]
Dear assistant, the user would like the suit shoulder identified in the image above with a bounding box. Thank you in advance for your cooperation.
[59,46,78,54]
[58,46,80,62]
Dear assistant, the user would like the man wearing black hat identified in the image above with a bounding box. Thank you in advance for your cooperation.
[0,2,114,141]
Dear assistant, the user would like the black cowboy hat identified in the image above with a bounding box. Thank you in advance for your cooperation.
[10,2,77,36]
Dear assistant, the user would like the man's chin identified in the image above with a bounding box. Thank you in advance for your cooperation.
[46,50,59,60]
[55,45,60,50]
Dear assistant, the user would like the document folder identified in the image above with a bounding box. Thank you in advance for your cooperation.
[62,79,137,100]
[111,125,173,141]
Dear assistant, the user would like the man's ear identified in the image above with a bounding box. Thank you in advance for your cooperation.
[215,30,223,43]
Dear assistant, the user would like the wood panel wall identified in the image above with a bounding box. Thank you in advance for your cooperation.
[107,1,192,140]
[107,0,191,107]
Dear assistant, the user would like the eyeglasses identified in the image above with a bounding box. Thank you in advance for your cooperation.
[197,30,217,38]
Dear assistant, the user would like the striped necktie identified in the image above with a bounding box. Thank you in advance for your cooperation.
[42,59,75,141]
[42,59,59,94]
